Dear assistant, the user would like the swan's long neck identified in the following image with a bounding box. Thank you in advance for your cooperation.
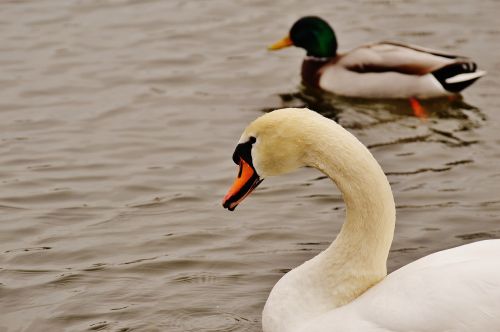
[259,110,396,332]
[305,118,396,304]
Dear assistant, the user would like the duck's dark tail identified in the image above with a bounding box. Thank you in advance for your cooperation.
[432,61,486,93]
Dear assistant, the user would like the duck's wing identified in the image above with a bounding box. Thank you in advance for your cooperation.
[339,41,467,75]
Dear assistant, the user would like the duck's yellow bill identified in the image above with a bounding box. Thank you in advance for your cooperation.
[268,36,293,50]
[222,158,262,211]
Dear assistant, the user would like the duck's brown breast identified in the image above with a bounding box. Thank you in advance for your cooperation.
[301,57,334,88]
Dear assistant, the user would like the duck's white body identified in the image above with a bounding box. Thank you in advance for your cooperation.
[224,108,500,332]
[315,41,486,99]
[320,65,445,99]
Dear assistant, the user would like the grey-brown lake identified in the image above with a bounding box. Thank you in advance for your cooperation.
[0,0,499,331]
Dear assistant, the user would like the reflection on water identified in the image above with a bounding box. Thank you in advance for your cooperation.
[269,85,484,125]
[0,0,499,331]
[263,86,486,160]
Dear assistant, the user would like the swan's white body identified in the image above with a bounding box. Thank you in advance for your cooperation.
[303,240,500,332]
[228,108,500,332]
[269,240,500,332]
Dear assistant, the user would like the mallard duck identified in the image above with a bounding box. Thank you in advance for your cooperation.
[222,108,500,332]
[269,16,486,99]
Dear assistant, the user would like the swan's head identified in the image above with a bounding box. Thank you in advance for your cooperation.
[222,108,317,211]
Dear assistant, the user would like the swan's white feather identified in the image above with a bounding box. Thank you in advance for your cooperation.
[304,240,500,332]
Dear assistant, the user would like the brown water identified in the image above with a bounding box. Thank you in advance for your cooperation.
[1,1,499,331]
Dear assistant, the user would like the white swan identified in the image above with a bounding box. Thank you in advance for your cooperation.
[222,108,500,332]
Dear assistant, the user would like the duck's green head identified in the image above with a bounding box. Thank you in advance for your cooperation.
[269,16,337,58]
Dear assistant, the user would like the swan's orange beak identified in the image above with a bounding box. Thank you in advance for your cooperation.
[222,158,262,211]
[268,36,293,50]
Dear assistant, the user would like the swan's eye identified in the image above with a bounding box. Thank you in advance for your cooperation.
[249,136,256,144]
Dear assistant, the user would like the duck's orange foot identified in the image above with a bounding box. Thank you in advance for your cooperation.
[409,97,428,121]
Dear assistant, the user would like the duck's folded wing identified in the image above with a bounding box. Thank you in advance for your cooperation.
[340,41,464,75]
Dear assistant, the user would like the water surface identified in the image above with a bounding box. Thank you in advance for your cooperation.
[0,0,499,331]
